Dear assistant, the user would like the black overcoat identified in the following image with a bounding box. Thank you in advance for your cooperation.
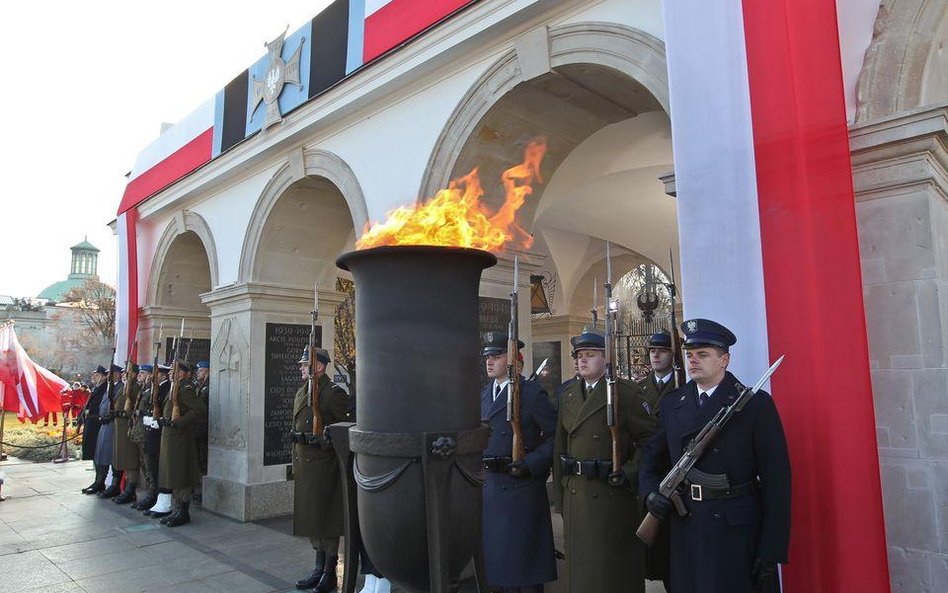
[480,376,557,587]
[639,372,792,593]
[81,381,106,461]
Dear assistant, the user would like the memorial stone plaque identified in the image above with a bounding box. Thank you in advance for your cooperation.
[478,297,511,387]
[165,337,211,366]
[532,341,562,399]
[263,323,319,466]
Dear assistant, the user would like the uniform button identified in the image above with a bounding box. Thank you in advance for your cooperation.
[592,493,598,499]
[592,434,600,440]
[713,513,721,520]
[712,448,720,453]
[571,489,576,495]
[500,432,507,436]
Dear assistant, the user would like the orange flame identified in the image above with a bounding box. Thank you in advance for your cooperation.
[355,138,547,252]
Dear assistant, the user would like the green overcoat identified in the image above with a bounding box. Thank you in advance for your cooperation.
[112,381,141,471]
[552,378,658,593]
[158,382,207,490]
[292,373,351,538]
[636,369,685,415]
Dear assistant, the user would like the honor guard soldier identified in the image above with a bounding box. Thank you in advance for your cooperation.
[480,332,557,593]
[143,365,173,516]
[637,330,685,414]
[156,361,207,527]
[130,364,154,510]
[96,364,124,499]
[112,363,141,504]
[194,361,210,478]
[639,319,791,593]
[292,347,351,593]
[552,330,658,593]
[80,365,109,494]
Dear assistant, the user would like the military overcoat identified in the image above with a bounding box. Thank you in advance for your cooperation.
[144,381,170,456]
[112,381,141,471]
[552,378,658,593]
[636,370,684,415]
[81,381,106,461]
[292,373,351,538]
[94,380,119,467]
[639,372,792,593]
[480,376,557,587]
[158,381,207,490]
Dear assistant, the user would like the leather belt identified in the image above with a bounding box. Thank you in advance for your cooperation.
[289,430,322,447]
[559,455,613,480]
[482,456,512,473]
[686,480,756,502]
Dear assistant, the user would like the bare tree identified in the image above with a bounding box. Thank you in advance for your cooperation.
[62,279,116,345]
[334,278,356,394]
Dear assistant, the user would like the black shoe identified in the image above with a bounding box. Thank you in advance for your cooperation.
[147,509,172,518]
[159,510,180,525]
[81,482,104,495]
[165,503,190,527]
[98,484,121,499]
[312,556,338,593]
[131,496,155,511]
[295,551,326,590]
[113,490,136,505]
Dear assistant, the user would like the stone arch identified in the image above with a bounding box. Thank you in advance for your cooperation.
[238,148,368,283]
[856,0,948,122]
[148,211,219,307]
[420,22,668,198]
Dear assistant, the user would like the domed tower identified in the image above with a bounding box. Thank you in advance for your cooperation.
[38,238,100,302]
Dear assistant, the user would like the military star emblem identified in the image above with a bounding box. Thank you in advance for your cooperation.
[250,28,305,131]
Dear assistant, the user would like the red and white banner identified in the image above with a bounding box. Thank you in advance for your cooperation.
[665,0,889,591]
[0,323,67,422]
[363,0,475,62]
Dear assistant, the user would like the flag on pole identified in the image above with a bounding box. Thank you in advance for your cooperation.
[664,0,889,592]
[0,322,67,423]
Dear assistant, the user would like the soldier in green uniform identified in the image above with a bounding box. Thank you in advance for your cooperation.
[552,330,658,593]
[112,363,142,505]
[194,361,210,478]
[291,347,351,592]
[637,330,684,415]
[157,361,207,527]
[130,364,155,511]
[634,330,683,591]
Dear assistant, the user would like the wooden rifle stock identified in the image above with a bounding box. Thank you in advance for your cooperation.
[170,358,181,422]
[309,284,324,438]
[122,340,137,414]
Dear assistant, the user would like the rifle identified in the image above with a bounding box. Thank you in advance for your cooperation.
[122,339,138,414]
[603,242,623,486]
[170,319,186,422]
[636,355,786,546]
[309,283,324,438]
[667,249,683,389]
[590,276,598,330]
[528,357,549,382]
[105,343,117,414]
[151,325,165,420]
[507,256,526,475]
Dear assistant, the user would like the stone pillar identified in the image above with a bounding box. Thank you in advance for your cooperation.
[850,105,948,593]
[200,282,346,521]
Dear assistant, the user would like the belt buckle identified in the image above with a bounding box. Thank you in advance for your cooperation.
[573,462,583,476]
[690,483,704,502]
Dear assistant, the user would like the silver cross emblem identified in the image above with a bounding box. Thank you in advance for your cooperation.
[250,28,305,131]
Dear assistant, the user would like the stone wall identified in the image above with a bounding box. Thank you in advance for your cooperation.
[851,106,948,593]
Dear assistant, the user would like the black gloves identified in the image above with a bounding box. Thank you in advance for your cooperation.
[752,558,777,591]
[158,417,175,428]
[645,491,672,519]
[509,461,531,479]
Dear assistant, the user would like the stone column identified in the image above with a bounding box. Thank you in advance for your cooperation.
[850,105,948,593]
[200,282,346,521]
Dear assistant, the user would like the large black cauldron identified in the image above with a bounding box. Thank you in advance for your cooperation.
[336,245,496,593]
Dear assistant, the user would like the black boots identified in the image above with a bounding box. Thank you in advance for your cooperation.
[313,556,339,593]
[81,465,108,494]
[164,502,191,527]
[296,550,327,590]
[131,493,155,511]
[98,470,123,498]
[113,482,137,505]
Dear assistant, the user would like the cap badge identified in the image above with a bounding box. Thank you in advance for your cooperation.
[686,320,697,333]
[485,331,495,343]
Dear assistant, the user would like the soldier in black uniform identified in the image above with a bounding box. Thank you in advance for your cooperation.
[479,332,557,593]
[639,319,791,593]
[80,365,108,494]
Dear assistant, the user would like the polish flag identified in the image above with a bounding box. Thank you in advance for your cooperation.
[0,323,67,423]
[362,0,476,63]
[666,0,889,592]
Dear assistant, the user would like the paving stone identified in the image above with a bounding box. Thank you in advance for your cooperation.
[0,549,72,592]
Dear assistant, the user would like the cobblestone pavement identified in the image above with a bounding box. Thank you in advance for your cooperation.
[0,457,663,593]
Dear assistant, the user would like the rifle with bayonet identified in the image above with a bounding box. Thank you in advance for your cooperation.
[667,249,683,389]
[603,242,623,486]
[167,319,185,423]
[121,337,138,415]
[104,343,117,419]
[507,256,526,476]
[528,358,549,382]
[151,326,165,421]
[310,284,324,440]
[636,355,786,546]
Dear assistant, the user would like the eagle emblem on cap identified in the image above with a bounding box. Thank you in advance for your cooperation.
[686,320,697,333]
[485,331,495,343]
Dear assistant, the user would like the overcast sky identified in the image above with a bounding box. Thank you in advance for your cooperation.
[0,1,331,298]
